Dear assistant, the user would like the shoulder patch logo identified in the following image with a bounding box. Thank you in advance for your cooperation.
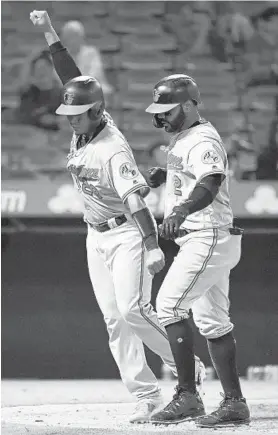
[202,150,220,165]
[119,162,139,180]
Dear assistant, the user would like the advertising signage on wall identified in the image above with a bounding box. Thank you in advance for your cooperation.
[1,179,278,218]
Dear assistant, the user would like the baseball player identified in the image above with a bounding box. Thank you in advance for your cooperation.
[29,11,205,423]
[144,74,250,427]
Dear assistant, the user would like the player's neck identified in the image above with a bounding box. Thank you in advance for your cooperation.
[86,117,107,139]
[180,114,202,132]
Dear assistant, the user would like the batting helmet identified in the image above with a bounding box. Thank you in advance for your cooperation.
[56,76,105,116]
[146,74,201,114]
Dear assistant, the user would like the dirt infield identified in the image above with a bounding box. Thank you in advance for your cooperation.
[1,379,278,435]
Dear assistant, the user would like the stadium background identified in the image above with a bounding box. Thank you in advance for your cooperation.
[1,1,278,380]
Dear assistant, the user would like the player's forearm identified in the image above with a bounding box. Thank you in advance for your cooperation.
[174,186,214,218]
[125,193,159,251]
[44,25,60,46]
[173,174,224,218]
[49,41,82,85]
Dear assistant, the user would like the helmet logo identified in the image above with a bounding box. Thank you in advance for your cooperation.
[64,92,75,105]
[153,88,161,103]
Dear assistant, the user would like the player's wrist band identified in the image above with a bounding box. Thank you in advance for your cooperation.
[132,208,159,251]
[49,41,65,53]
[143,234,159,251]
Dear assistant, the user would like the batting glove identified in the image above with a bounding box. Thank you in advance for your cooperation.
[144,167,167,188]
[159,209,188,240]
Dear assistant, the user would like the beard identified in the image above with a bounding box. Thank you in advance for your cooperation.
[163,107,186,133]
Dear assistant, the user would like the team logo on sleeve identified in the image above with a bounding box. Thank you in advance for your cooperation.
[201,150,220,164]
[119,162,139,180]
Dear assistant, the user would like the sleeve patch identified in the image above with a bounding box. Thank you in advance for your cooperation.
[119,162,139,180]
[201,150,221,164]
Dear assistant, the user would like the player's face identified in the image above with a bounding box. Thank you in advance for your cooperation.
[68,111,98,134]
[157,105,186,133]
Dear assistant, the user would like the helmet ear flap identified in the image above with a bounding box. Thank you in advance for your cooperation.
[88,101,104,120]
[153,114,164,128]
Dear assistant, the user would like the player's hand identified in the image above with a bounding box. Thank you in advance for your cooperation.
[159,210,186,240]
[146,248,165,275]
[30,10,52,32]
[144,167,167,188]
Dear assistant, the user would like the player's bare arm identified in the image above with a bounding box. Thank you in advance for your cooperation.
[30,10,81,84]
[125,192,165,275]
[160,173,224,240]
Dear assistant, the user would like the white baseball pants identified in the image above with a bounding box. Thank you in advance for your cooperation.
[86,219,200,399]
[156,228,242,339]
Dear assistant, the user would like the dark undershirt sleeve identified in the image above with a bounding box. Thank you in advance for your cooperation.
[49,41,82,85]
[173,174,223,217]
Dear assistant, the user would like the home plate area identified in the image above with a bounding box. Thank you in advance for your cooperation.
[1,380,278,435]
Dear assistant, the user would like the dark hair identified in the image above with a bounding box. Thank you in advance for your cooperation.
[253,6,278,24]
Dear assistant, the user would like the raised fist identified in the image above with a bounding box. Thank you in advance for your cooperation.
[30,10,52,32]
[144,167,167,188]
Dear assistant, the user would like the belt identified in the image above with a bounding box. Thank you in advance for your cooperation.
[229,226,244,235]
[89,214,127,232]
[176,226,244,238]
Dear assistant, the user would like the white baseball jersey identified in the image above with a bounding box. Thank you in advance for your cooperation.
[164,120,233,230]
[66,116,149,224]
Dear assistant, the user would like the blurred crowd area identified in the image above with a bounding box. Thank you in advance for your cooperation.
[1,0,278,182]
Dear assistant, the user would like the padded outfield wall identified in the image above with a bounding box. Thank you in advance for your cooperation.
[2,221,278,379]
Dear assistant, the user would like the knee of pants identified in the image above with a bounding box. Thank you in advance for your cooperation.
[104,315,126,336]
[117,301,140,323]
[194,316,234,340]
[156,292,191,326]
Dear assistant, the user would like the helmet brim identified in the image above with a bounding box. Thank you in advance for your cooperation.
[145,102,180,114]
[56,103,95,116]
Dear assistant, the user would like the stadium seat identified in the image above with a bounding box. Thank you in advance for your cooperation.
[50,18,108,38]
[201,111,232,135]
[82,18,110,38]
[119,88,154,110]
[23,148,66,172]
[175,55,224,73]
[1,125,49,150]
[87,34,120,53]
[110,16,163,35]
[122,110,154,132]
[195,74,235,89]
[124,128,166,151]
[52,1,109,18]
[121,33,177,53]
[2,58,24,88]
[1,167,39,180]
[109,1,165,17]
[118,69,168,91]
[119,51,173,71]
[1,1,12,17]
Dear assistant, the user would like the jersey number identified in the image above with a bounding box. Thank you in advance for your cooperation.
[73,176,102,199]
[173,175,182,196]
